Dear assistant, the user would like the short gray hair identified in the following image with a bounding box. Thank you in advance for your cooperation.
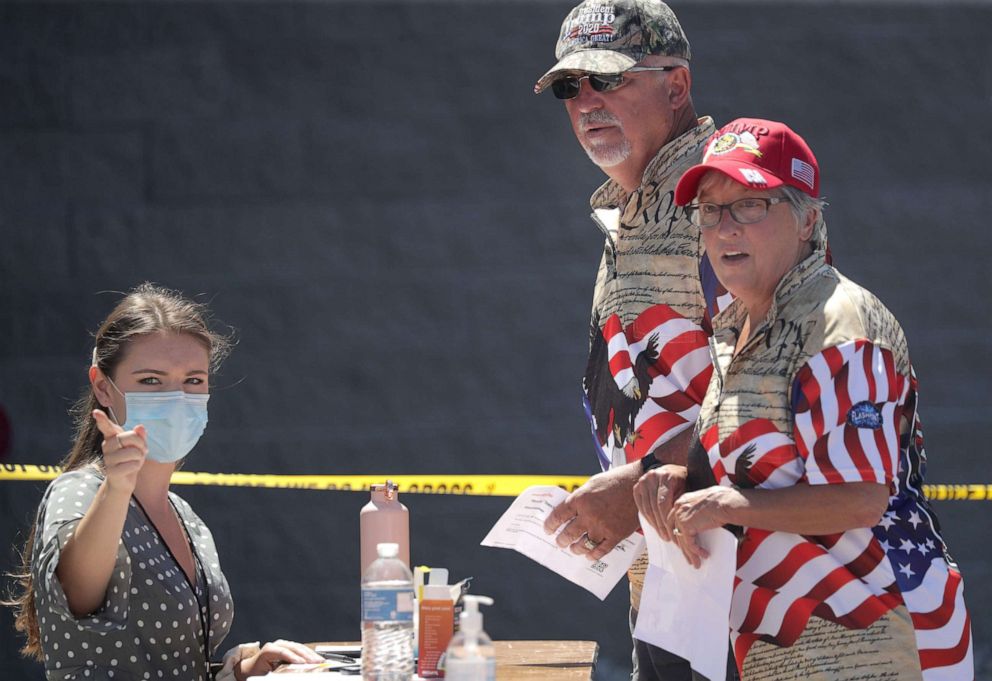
[780,186,826,225]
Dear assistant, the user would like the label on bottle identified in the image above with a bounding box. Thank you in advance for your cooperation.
[361,586,415,622]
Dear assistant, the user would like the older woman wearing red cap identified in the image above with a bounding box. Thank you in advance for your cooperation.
[634,119,973,680]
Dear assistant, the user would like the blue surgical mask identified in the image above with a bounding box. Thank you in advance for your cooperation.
[107,378,209,463]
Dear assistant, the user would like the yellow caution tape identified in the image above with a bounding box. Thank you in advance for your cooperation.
[0,463,587,496]
[1,464,988,500]
[920,484,992,502]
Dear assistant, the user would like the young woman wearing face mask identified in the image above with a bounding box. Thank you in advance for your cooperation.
[8,283,322,681]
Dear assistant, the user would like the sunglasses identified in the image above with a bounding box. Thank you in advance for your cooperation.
[550,66,679,100]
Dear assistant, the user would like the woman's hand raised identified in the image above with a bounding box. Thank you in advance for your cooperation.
[92,409,147,496]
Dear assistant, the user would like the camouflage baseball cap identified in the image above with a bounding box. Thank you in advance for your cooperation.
[534,0,691,94]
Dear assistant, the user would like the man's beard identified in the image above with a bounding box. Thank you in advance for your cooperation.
[578,110,631,168]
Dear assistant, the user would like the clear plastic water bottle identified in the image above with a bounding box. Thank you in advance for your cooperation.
[361,542,415,681]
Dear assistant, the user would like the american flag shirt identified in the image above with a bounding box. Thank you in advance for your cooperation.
[580,118,717,607]
[698,249,973,679]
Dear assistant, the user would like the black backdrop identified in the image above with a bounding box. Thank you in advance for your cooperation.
[2,2,990,679]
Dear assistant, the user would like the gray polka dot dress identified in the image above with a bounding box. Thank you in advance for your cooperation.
[31,466,234,680]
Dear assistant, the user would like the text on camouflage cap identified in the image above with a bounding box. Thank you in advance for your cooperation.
[534,0,691,94]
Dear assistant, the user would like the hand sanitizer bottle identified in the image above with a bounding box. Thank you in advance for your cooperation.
[442,596,495,681]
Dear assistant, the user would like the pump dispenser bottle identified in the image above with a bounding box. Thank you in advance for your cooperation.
[442,595,495,681]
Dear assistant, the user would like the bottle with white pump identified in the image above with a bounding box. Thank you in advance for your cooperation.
[442,595,495,681]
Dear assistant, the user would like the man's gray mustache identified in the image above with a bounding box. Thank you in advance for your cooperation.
[579,111,622,130]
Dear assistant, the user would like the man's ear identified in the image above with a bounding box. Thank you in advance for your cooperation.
[667,66,691,110]
[90,366,114,409]
[799,207,818,242]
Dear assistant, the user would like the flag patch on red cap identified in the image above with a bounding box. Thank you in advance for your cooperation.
[791,158,815,190]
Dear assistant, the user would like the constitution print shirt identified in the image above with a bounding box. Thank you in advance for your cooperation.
[580,117,717,607]
[696,248,973,679]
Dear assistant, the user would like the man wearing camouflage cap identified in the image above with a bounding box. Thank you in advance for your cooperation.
[536,2,726,679]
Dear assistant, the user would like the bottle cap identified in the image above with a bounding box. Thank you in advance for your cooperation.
[370,480,399,501]
[376,542,399,558]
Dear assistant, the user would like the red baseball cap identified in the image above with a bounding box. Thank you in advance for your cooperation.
[674,118,819,205]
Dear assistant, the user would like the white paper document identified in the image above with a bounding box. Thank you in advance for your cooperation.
[480,485,644,600]
[633,515,737,681]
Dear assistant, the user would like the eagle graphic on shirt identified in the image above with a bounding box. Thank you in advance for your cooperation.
[582,304,712,471]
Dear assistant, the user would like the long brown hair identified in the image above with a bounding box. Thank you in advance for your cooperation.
[6,283,232,660]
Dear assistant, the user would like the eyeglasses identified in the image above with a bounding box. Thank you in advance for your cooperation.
[550,66,679,100]
[686,197,790,228]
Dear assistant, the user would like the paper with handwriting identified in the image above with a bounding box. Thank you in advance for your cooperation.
[481,485,644,600]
